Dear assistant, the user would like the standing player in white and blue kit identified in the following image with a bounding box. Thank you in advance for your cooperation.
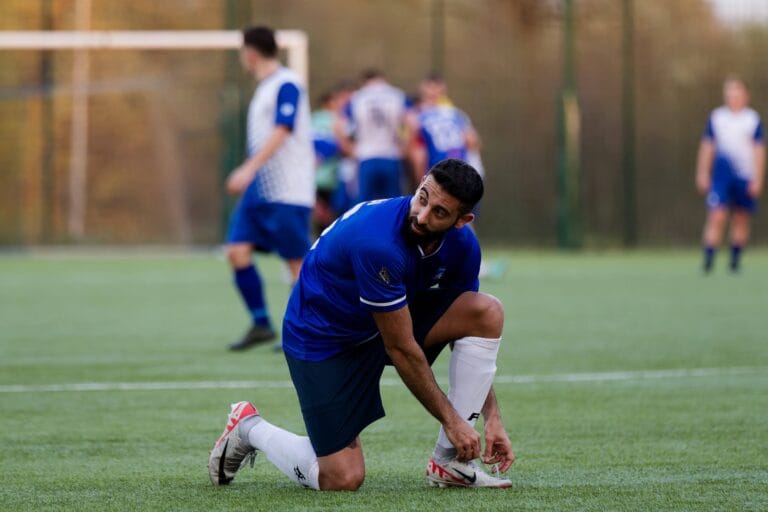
[209,159,516,490]
[696,78,765,273]
[224,26,315,350]
[339,69,409,202]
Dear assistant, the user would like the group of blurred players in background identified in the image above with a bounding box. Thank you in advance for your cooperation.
[223,26,765,352]
[310,70,484,235]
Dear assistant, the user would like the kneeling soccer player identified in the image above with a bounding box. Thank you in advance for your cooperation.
[209,159,515,490]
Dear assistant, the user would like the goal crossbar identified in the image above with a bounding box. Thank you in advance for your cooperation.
[0,30,308,82]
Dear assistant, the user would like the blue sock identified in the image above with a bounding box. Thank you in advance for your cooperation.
[730,245,742,271]
[703,246,715,273]
[234,265,271,327]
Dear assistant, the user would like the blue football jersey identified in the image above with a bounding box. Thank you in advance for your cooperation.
[282,196,481,361]
[418,105,470,169]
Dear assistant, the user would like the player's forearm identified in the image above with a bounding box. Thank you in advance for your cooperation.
[242,126,291,175]
[333,118,355,157]
[409,145,427,183]
[387,342,458,424]
[480,386,503,425]
[753,144,765,189]
[695,141,714,181]
[373,309,460,426]
[466,128,481,151]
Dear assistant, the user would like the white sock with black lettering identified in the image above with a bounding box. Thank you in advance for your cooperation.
[242,416,320,490]
[433,336,500,461]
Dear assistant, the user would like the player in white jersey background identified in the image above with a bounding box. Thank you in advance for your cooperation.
[224,26,315,350]
[337,69,410,202]
[695,77,765,273]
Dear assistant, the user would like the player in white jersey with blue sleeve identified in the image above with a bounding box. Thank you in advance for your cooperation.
[209,159,516,490]
[339,70,409,202]
[696,78,765,273]
[224,26,315,350]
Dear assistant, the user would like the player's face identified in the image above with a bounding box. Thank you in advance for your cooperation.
[239,46,258,72]
[724,81,749,111]
[406,175,474,245]
[419,80,445,105]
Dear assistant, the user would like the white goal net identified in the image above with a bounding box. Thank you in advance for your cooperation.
[0,30,308,244]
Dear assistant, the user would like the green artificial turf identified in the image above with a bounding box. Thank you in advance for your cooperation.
[1,248,766,511]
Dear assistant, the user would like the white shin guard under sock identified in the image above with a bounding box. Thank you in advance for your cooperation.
[243,416,320,490]
[434,336,501,456]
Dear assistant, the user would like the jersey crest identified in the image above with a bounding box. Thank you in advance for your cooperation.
[378,266,392,285]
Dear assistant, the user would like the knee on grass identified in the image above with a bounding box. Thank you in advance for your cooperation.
[319,466,365,491]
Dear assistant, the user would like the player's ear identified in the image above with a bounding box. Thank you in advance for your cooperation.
[454,212,475,229]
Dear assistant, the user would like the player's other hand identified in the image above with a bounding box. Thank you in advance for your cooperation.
[482,418,515,473]
[443,416,481,462]
[226,165,255,195]
[748,180,763,198]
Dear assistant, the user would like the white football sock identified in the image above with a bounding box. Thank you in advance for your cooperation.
[434,336,501,457]
[243,416,320,490]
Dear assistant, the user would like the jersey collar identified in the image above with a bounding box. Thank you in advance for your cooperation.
[417,239,446,259]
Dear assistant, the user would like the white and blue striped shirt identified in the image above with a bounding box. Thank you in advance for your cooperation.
[246,66,315,207]
[704,106,764,180]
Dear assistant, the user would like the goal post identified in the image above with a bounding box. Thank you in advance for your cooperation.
[0,30,308,242]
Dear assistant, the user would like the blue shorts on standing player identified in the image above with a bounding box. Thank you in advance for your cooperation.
[228,199,312,259]
[707,156,757,214]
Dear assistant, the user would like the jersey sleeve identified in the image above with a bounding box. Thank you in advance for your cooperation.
[343,100,353,121]
[754,120,764,143]
[313,138,339,161]
[275,82,301,130]
[351,240,408,312]
[703,115,715,141]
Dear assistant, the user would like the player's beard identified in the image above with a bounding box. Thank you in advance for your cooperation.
[402,216,445,246]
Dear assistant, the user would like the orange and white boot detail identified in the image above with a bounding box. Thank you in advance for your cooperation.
[426,457,512,488]
[208,401,260,485]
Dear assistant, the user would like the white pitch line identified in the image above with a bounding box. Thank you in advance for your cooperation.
[0,366,765,394]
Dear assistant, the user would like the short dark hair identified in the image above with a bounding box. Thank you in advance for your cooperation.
[429,159,484,214]
[424,71,444,83]
[360,68,384,82]
[243,26,277,57]
[317,91,332,106]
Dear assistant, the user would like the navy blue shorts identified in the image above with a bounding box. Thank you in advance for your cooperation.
[227,200,312,260]
[284,288,465,457]
[707,158,757,213]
